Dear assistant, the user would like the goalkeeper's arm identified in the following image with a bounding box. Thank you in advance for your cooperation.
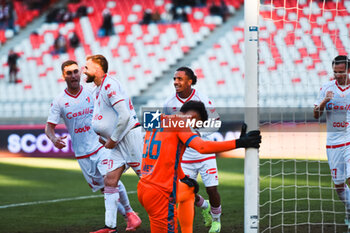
[187,123,261,154]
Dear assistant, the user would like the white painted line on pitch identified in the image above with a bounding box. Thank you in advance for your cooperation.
[0,191,137,209]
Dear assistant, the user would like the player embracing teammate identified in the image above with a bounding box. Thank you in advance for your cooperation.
[46,59,141,233]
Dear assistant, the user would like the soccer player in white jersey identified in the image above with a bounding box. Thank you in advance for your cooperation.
[163,67,222,233]
[314,55,350,227]
[45,60,141,233]
[84,55,143,233]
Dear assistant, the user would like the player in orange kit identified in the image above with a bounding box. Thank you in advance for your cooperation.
[137,100,261,233]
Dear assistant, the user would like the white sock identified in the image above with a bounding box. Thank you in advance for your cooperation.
[104,186,119,228]
[201,199,209,209]
[118,181,133,214]
[211,205,222,222]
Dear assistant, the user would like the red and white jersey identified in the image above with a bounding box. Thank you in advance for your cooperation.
[92,75,139,141]
[47,86,103,158]
[315,80,350,147]
[163,89,220,162]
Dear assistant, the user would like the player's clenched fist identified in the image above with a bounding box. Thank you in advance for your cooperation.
[235,123,261,149]
[324,91,334,103]
[52,135,67,149]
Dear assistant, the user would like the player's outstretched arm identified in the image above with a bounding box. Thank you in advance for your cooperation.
[45,123,67,149]
[187,123,261,154]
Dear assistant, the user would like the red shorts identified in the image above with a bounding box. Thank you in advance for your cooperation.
[137,181,178,233]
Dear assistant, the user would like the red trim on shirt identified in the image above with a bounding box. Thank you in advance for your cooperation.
[335,81,350,92]
[65,86,83,98]
[112,99,125,106]
[96,74,108,99]
[76,145,104,159]
[181,156,216,163]
[176,89,196,104]
[326,142,350,149]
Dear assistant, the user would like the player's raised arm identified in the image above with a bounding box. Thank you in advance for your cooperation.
[45,123,67,149]
[185,123,261,154]
[314,90,333,119]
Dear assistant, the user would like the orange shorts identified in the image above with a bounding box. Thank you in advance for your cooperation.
[137,181,178,233]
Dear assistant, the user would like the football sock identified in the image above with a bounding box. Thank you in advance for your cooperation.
[210,205,222,222]
[195,195,208,209]
[118,181,133,214]
[104,186,119,228]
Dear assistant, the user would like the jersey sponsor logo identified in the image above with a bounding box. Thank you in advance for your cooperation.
[105,84,111,90]
[107,91,116,98]
[65,102,70,108]
[326,103,350,111]
[74,125,91,133]
[66,108,93,119]
[93,114,103,121]
[86,96,90,103]
[332,121,349,128]
[206,168,217,174]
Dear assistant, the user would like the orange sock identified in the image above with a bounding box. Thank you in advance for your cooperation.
[177,181,195,233]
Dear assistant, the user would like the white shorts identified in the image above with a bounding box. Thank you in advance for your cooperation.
[327,145,350,185]
[108,126,142,176]
[181,158,219,187]
[77,147,110,192]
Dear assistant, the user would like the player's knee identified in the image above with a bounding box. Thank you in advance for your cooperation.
[104,174,119,187]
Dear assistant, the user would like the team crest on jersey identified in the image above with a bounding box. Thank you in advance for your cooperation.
[86,96,90,103]
[108,91,116,98]
[65,102,70,107]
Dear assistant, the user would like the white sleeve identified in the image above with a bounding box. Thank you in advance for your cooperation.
[110,100,131,142]
[314,85,327,106]
[47,99,61,125]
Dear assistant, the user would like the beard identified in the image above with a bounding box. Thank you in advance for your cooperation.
[85,73,95,83]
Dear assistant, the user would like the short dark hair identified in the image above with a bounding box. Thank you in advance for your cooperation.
[176,66,197,85]
[87,54,108,73]
[332,55,350,69]
[180,100,208,122]
[61,60,78,73]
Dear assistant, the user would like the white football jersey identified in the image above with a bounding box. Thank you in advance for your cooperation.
[92,75,139,141]
[315,80,350,146]
[47,86,103,158]
[163,89,220,161]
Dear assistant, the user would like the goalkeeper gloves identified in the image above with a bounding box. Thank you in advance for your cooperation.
[236,123,262,149]
[180,176,199,193]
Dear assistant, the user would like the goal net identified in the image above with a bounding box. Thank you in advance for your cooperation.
[257,0,350,232]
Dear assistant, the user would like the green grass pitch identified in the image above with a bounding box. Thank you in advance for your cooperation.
[0,157,348,233]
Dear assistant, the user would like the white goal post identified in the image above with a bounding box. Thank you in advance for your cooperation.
[244,0,260,232]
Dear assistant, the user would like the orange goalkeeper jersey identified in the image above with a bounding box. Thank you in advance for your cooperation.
[140,115,238,195]
[140,124,196,194]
